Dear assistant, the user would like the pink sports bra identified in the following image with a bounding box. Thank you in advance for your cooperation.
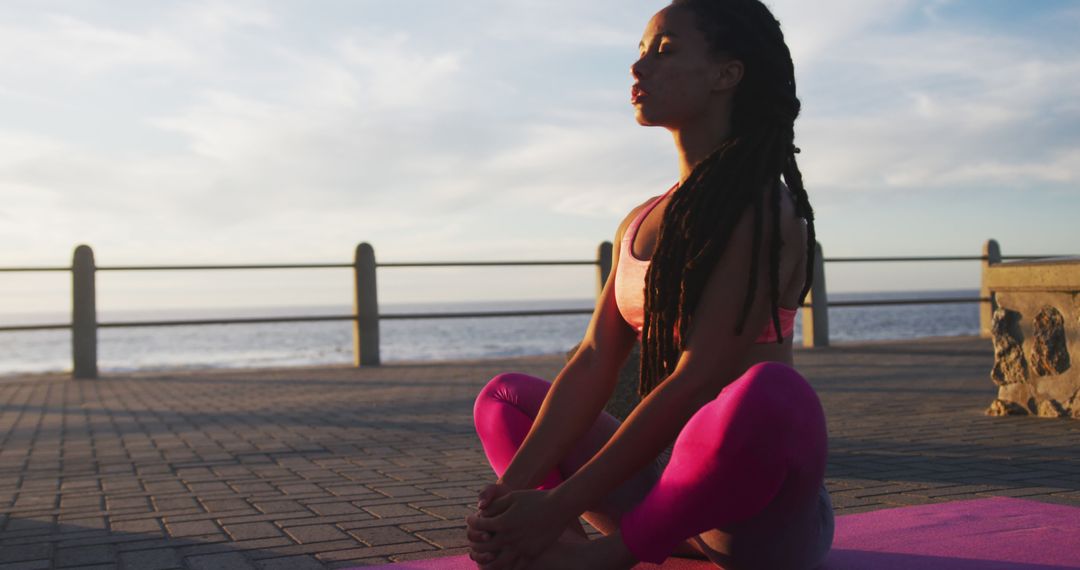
[614,184,797,343]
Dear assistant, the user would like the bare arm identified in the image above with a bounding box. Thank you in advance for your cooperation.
[496,205,646,490]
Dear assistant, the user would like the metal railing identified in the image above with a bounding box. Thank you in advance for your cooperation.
[2,243,613,378]
[1,238,1061,378]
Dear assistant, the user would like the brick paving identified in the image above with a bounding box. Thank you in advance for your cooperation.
[1,336,1078,569]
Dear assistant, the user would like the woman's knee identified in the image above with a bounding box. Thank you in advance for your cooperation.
[726,362,828,459]
[741,361,802,387]
[688,362,824,451]
[731,362,817,410]
[473,373,550,420]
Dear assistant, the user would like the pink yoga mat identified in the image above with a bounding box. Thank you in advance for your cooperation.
[359,497,1080,569]
[825,497,1080,569]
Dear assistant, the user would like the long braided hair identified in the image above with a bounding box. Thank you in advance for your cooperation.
[638,0,816,397]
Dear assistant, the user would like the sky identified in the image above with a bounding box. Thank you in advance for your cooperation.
[1,0,1078,315]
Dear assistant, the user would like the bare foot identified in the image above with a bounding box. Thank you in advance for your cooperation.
[531,534,637,570]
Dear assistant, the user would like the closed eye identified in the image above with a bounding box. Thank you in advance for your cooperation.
[639,30,678,58]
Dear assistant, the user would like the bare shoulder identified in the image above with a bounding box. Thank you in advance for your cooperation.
[773,181,810,301]
[728,181,806,246]
[614,194,661,242]
[777,181,808,250]
[717,181,809,304]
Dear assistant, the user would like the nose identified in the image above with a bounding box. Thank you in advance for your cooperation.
[631,55,647,80]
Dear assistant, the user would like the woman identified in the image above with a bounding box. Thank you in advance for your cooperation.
[467,0,830,568]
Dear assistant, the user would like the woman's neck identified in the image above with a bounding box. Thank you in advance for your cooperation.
[671,111,732,183]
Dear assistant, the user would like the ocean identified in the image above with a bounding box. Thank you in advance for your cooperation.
[0,290,980,377]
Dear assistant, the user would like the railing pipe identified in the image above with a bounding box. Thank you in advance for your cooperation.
[72,245,98,379]
[822,255,1054,263]
[353,243,380,366]
[0,324,72,332]
[381,309,592,320]
[98,263,352,271]
[377,260,597,268]
[827,298,989,308]
[101,315,355,328]
[0,266,71,272]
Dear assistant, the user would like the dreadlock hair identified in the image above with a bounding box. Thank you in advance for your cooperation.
[638,0,817,397]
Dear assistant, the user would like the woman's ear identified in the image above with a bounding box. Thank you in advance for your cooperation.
[712,58,744,92]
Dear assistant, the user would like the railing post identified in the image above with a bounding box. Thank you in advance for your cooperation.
[980,239,1001,338]
[597,241,613,297]
[802,241,829,348]
[72,245,98,379]
[353,242,380,366]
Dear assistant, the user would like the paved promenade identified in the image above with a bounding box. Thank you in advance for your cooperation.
[1,337,1078,569]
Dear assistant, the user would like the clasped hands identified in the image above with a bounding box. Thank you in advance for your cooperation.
[465,483,571,569]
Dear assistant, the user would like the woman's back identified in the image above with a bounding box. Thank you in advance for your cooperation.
[613,180,808,374]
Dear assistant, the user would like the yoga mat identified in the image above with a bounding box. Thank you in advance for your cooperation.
[825,497,1080,569]
[356,554,711,569]
[358,497,1080,569]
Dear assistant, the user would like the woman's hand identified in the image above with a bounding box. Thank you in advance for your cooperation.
[467,488,571,570]
[467,484,512,566]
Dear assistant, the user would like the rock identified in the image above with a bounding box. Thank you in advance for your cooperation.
[990,309,1028,385]
[997,382,1035,410]
[983,267,1080,420]
[1030,306,1070,377]
[1038,400,1067,418]
[1068,391,1080,419]
[566,342,641,422]
[986,398,1029,417]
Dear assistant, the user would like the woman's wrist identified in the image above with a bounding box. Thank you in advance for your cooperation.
[495,473,528,491]
[547,479,586,521]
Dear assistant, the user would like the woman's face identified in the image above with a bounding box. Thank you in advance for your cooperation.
[631,6,733,129]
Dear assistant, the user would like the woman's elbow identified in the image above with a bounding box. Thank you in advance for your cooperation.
[559,343,623,399]
[669,358,742,405]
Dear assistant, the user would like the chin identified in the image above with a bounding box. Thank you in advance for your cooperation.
[633,108,663,127]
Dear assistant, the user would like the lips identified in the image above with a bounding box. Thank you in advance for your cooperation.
[631,84,648,104]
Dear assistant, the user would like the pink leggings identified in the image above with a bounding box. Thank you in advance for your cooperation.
[473,362,832,567]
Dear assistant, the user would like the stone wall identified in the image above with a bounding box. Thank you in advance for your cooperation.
[984,259,1080,419]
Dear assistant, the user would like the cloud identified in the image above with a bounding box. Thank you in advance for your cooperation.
[329,31,465,110]
[474,118,674,216]
[918,0,957,23]
[770,0,920,64]
[482,0,647,47]
[795,10,1080,196]
[138,33,484,220]
[1,0,1077,280]
[131,18,672,229]
[0,15,194,77]
[181,0,277,34]
[883,149,1080,188]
